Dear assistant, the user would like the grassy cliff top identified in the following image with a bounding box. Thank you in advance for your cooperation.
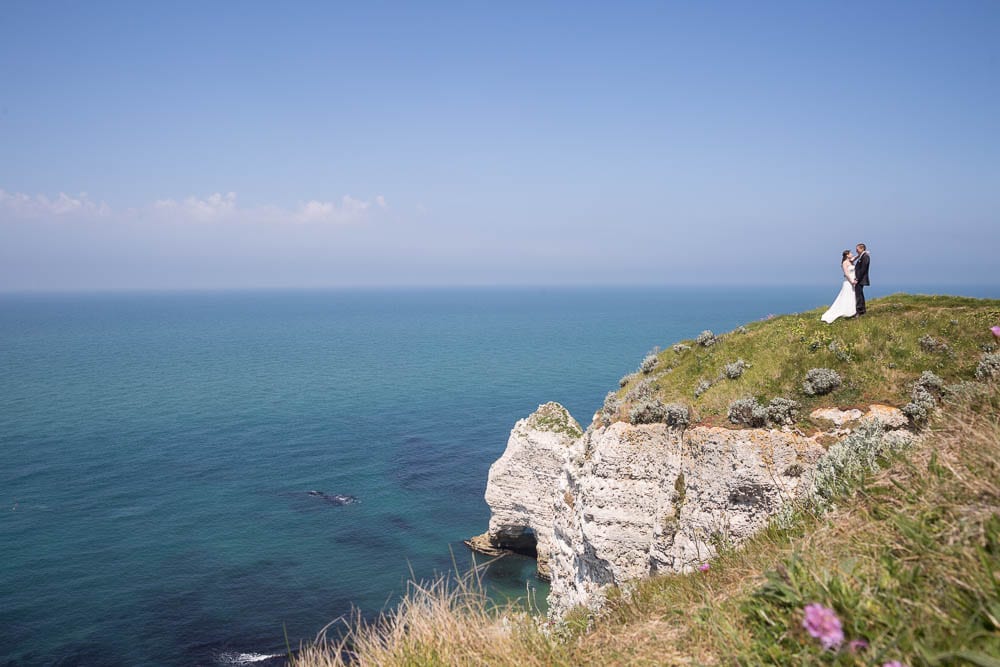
[611,293,1000,428]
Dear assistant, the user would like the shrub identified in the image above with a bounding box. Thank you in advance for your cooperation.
[919,334,950,354]
[728,397,767,427]
[599,391,620,425]
[639,353,659,374]
[619,372,638,388]
[728,396,799,427]
[901,400,929,424]
[903,382,938,426]
[694,379,712,398]
[673,343,691,354]
[629,399,668,425]
[766,397,799,426]
[625,378,654,402]
[975,352,1000,381]
[911,384,937,409]
[696,330,716,347]
[802,368,842,396]
[808,420,913,510]
[663,403,690,428]
[916,370,945,393]
[735,325,747,334]
[722,359,748,380]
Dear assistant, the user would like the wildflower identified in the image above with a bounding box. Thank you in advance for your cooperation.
[882,662,907,667]
[992,325,1000,338]
[802,603,844,650]
[698,563,710,572]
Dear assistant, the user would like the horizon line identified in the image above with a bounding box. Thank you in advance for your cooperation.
[1,282,998,297]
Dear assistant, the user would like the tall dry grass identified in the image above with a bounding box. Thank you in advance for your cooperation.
[292,562,561,667]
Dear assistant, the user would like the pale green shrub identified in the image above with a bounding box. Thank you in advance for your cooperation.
[802,368,842,396]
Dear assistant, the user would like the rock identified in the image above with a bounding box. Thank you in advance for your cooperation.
[810,407,863,427]
[464,532,505,557]
[546,423,825,618]
[864,404,908,429]
[479,402,582,579]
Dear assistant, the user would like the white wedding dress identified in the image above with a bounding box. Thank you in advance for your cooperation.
[821,261,857,323]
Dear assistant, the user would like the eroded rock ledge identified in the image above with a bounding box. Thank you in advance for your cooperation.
[466,402,582,580]
[471,401,909,618]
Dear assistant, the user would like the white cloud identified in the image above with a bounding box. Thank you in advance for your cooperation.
[153,192,237,221]
[293,194,385,223]
[0,189,111,219]
[1,188,387,225]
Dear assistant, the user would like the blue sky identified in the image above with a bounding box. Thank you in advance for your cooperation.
[1,1,998,290]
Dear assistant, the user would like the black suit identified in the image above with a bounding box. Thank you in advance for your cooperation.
[854,252,870,314]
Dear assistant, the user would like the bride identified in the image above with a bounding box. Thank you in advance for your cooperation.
[821,250,857,323]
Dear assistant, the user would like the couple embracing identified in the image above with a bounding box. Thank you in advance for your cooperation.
[821,243,870,324]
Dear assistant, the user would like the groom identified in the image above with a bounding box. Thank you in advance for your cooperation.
[852,243,870,316]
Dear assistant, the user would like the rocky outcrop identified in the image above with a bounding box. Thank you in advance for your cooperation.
[474,400,910,618]
[468,402,582,579]
[810,404,907,430]
[547,422,826,618]
[864,404,908,429]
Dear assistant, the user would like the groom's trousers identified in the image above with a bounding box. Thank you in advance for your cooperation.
[854,283,867,315]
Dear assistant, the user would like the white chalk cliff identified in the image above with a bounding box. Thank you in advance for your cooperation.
[473,401,908,618]
[467,402,582,579]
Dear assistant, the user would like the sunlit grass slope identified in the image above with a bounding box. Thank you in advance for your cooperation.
[611,294,1000,427]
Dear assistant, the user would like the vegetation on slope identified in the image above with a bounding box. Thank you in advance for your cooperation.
[609,294,1000,428]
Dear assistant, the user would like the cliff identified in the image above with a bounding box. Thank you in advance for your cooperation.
[477,401,910,617]
[465,402,582,579]
[471,294,995,618]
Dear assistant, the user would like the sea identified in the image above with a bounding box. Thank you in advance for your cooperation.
[1,285,995,666]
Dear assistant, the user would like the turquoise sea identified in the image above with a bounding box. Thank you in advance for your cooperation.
[2,286,995,666]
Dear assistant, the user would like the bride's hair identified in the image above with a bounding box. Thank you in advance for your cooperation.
[842,250,851,260]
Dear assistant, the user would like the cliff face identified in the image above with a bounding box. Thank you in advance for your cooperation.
[548,422,826,618]
[475,401,908,618]
[471,402,582,579]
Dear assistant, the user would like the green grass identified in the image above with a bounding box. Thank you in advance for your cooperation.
[612,294,1000,428]
[528,402,584,439]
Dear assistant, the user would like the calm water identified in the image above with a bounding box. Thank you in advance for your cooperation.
[1,285,993,666]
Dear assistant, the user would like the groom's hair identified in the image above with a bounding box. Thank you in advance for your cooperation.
[857,243,867,251]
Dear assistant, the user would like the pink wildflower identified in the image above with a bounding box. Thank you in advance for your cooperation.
[802,603,844,650]
[882,662,907,667]
[698,563,710,572]
[991,325,1000,338]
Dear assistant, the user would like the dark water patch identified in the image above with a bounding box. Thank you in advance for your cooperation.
[42,641,126,667]
[387,514,413,531]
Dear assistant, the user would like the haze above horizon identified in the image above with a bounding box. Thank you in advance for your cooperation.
[2,2,998,291]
